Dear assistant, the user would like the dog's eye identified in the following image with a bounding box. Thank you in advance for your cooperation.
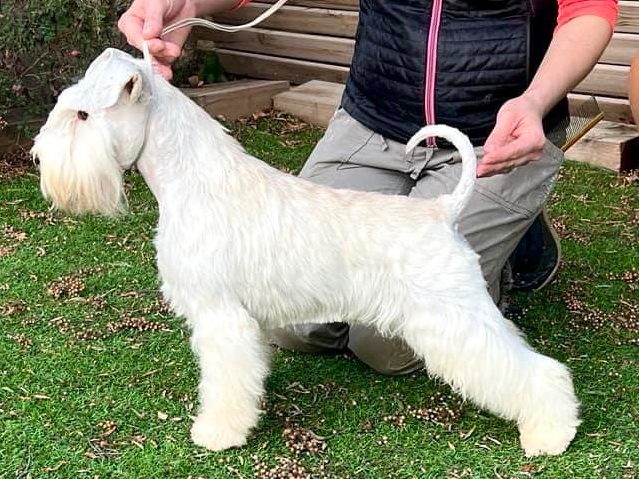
[77,111,89,121]
[32,155,40,167]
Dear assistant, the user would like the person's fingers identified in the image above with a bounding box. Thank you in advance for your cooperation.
[118,12,146,50]
[135,38,180,67]
[143,0,168,39]
[482,132,545,165]
[143,38,165,54]
[476,152,542,177]
[153,62,174,80]
[483,108,517,153]
[155,41,182,62]
[162,27,192,54]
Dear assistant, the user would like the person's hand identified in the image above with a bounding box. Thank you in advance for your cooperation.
[478,94,547,177]
[118,0,198,79]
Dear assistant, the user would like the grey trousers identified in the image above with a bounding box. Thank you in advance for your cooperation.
[268,108,564,375]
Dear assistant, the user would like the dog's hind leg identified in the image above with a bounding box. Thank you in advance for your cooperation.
[188,304,270,451]
[399,292,580,456]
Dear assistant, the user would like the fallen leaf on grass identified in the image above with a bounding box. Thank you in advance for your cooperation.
[7,333,33,348]
[42,461,67,472]
[283,425,327,455]
[47,274,85,299]
[253,456,313,479]
[0,300,27,316]
[2,225,27,242]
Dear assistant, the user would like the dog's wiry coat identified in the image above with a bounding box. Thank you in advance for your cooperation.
[32,48,580,456]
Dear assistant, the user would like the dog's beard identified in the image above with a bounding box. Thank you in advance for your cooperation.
[32,111,125,216]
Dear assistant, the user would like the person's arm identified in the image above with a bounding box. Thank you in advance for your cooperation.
[119,0,249,79]
[478,3,616,177]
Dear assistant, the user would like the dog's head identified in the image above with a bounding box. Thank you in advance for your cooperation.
[32,48,152,216]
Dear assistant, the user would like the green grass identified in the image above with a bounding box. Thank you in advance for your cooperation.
[1,116,638,479]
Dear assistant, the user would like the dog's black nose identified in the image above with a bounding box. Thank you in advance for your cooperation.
[77,111,89,121]
[32,154,40,167]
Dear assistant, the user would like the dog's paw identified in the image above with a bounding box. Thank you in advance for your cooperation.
[191,414,248,451]
[519,424,577,457]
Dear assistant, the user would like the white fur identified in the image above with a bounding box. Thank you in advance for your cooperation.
[33,48,581,456]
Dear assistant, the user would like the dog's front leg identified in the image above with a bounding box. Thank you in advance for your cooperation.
[188,304,270,451]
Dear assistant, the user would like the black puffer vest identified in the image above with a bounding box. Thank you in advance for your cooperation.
[341,0,567,146]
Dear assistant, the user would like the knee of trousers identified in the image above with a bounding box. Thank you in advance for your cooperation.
[266,322,349,353]
[347,325,423,376]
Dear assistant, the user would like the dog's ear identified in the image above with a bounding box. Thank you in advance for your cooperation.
[57,51,148,113]
[122,72,144,103]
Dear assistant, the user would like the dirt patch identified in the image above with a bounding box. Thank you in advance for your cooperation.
[0,147,33,181]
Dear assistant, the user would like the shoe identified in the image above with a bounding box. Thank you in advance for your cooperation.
[508,208,561,292]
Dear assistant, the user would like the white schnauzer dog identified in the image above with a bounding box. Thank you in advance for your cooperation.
[32,48,580,456]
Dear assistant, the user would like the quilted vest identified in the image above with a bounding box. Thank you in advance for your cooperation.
[341,0,567,146]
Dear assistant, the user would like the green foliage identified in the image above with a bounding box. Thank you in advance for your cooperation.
[0,0,227,126]
[201,51,227,83]
[0,0,131,119]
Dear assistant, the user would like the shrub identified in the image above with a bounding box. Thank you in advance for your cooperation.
[0,0,131,120]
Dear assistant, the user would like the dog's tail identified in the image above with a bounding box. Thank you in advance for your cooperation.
[406,125,477,222]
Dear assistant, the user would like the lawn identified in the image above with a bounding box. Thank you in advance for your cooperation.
[1,114,637,479]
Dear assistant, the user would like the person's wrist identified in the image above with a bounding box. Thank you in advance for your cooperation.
[520,89,553,118]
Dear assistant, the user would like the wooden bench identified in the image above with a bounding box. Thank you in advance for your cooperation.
[193,0,639,170]
[198,0,639,123]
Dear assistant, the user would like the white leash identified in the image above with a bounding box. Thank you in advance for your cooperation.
[161,0,288,36]
[141,0,288,80]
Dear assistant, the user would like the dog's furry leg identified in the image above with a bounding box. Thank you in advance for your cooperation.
[188,304,270,451]
[400,292,580,456]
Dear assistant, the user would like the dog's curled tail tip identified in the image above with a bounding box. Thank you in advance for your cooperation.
[405,125,477,221]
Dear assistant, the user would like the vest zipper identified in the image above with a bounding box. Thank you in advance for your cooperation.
[424,0,444,147]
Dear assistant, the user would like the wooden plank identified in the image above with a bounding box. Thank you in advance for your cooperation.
[182,79,290,119]
[273,80,344,125]
[188,59,634,125]
[568,94,634,124]
[212,3,358,38]
[267,79,637,133]
[565,120,639,171]
[617,1,639,34]
[196,28,354,65]
[208,48,350,84]
[574,64,629,98]
[254,0,639,27]
[261,0,358,10]
[600,33,639,66]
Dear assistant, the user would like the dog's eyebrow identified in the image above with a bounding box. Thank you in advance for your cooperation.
[77,111,89,121]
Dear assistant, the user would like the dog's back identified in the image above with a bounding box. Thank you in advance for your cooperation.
[174,137,481,334]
